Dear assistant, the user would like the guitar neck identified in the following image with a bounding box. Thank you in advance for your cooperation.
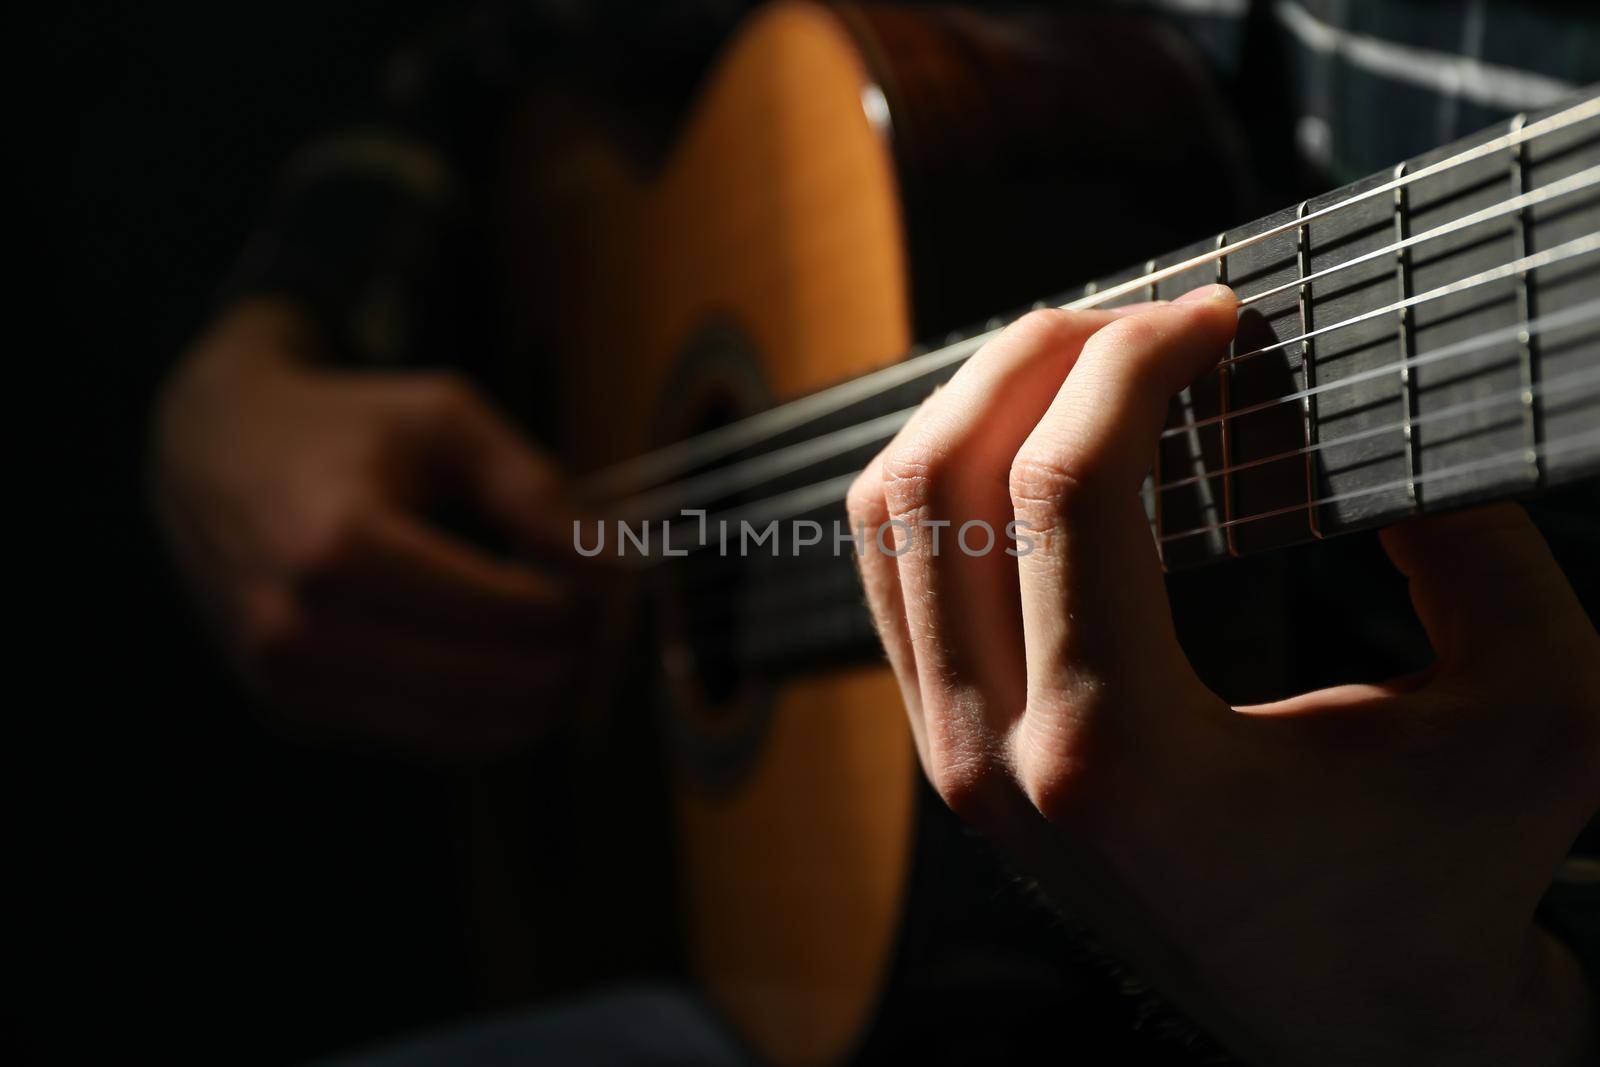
[1095,94,1600,569]
[643,92,1600,677]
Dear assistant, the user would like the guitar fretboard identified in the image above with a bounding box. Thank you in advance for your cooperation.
[1117,100,1600,568]
[619,92,1600,678]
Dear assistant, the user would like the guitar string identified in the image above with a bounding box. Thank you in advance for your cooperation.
[604,176,1599,516]
[667,420,1599,570]
[618,425,1599,585]
[1234,163,1599,308]
[612,330,1598,571]
[1155,359,1600,494]
[582,96,1600,501]
[1165,269,1599,440]
[708,374,1595,535]
[607,282,1600,521]
[1158,426,1600,545]
[661,390,1600,621]
[1210,231,1599,375]
[611,406,917,522]
[598,167,1599,510]
[654,421,1600,629]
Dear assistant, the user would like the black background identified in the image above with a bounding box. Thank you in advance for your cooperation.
[42,4,482,1062]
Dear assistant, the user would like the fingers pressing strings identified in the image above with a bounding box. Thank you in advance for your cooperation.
[1012,290,1237,710]
[849,303,1194,801]
[849,288,1241,820]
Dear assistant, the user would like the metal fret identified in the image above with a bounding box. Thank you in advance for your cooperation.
[1392,162,1421,512]
[1142,265,1165,566]
[1294,200,1325,538]
[1215,232,1240,556]
[1508,113,1545,485]
[1157,254,1227,561]
[586,99,1600,505]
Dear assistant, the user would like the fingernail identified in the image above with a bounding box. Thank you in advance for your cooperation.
[1175,284,1234,304]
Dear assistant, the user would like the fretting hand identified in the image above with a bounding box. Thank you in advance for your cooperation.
[848,285,1600,1065]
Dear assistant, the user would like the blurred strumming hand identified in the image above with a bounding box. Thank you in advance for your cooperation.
[152,298,586,761]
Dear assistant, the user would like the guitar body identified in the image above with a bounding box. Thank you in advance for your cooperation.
[492,5,1243,1062]
[505,10,914,1062]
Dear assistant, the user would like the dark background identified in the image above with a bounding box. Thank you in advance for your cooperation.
[44,4,489,1062]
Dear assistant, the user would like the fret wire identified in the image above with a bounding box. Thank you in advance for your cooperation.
[585,98,1600,501]
[1166,234,1600,440]
[1157,426,1600,546]
[1215,233,1240,557]
[1166,294,1599,444]
[632,312,1600,568]
[1393,162,1421,512]
[1509,113,1545,486]
[1144,264,1166,567]
[1156,360,1600,495]
[1176,378,1222,557]
[1142,467,1161,567]
[1215,232,1600,373]
[1294,199,1324,540]
[1067,99,1600,311]
[637,401,1600,572]
[1236,164,1600,309]
[615,289,1600,521]
[598,202,1598,513]
[661,364,1600,623]
[619,224,1600,522]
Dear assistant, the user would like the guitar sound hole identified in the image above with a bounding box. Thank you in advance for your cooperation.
[653,323,777,791]
[680,395,748,710]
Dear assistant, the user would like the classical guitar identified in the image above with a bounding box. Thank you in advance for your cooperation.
[484,5,1599,1064]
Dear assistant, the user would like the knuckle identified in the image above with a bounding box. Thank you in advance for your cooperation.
[1082,315,1186,396]
[1008,451,1096,526]
[927,751,1003,826]
[880,439,950,518]
[1014,689,1115,827]
[1090,312,1163,356]
[845,467,889,528]
[1002,307,1078,349]
[1019,759,1093,827]
[1016,724,1098,827]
